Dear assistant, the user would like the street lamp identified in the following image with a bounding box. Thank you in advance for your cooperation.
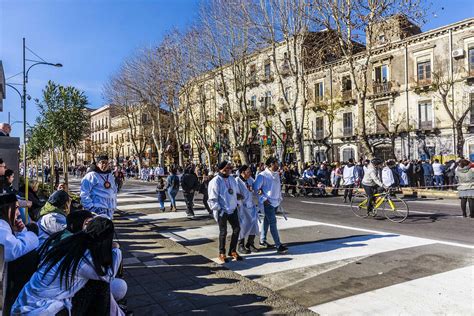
[22,37,62,217]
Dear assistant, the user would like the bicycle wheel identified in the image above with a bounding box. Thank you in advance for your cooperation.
[350,193,370,218]
[382,195,409,223]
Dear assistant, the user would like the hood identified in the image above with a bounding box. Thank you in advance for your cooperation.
[40,201,67,217]
[457,166,470,173]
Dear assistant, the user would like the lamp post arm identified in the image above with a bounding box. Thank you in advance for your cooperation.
[5,83,22,99]
[25,62,62,83]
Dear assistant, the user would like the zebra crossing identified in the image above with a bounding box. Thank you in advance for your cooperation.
[116,192,474,315]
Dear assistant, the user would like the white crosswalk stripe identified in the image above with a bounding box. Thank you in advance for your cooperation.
[116,195,474,315]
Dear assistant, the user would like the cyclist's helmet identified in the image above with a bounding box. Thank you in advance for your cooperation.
[370,158,383,166]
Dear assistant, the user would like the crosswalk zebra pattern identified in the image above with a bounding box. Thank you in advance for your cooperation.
[116,193,474,316]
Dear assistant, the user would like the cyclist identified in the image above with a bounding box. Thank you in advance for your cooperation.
[361,158,386,215]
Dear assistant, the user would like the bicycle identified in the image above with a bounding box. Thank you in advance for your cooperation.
[350,188,409,223]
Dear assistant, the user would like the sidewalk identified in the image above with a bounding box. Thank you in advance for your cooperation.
[114,210,315,315]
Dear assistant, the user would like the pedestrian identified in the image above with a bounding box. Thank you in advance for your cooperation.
[113,166,125,193]
[422,160,434,187]
[80,154,118,219]
[166,168,180,211]
[199,170,212,215]
[208,160,242,263]
[455,159,474,218]
[12,217,123,315]
[236,165,259,254]
[253,157,288,254]
[432,159,445,190]
[398,160,409,187]
[37,190,71,247]
[0,123,11,136]
[181,165,200,218]
[156,177,167,212]
[342,158,355,202]
[331,162,342,196]
[445,160,457,190]
[382,160,399,188]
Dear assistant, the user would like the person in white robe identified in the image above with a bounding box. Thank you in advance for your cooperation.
[236,165,259,254]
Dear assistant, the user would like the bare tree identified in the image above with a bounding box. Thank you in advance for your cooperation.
[429,69,471,157]
[308,0,425,159]
[198,0,261,165]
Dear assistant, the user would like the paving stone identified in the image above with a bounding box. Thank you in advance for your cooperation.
[160,298,196,314]
[126,267,152,277]
[127,294,158,309]
[122,257,141,265]
[143,259,169,267]
[149,290,189,303]
[132,303,168,316]
[126,284,148,297]
[133,273,165,285]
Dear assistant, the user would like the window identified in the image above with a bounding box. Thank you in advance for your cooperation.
[315,117,324,139]
[264,91,272,107]
[378,34,386,44]
[249,64,257,81]
[376,104,389,132]
[285,87,292,101]
[342,148,355,162]
[342,76,352,91]
[470,93,474,125]
[343,112,353,136]
[264,61,271,78]
[250,95,257,109]
[418,101,433,129]
[417,60,431,84]
[374,65,389,83]
[285,119,293,138]
[315,82,324,101]
[469,47,474,75]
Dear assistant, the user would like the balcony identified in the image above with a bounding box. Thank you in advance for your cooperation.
[315,130,324,140]
[466,68,474,84]
[371,81,394,97]
[261,72,274,83]
[280,63,291,77]
[342,90,354,103]
[419,121,433,130]
[247,74,259,88]
[343,127,353,137]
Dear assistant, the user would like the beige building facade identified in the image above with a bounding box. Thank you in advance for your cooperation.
[183,16,474,164]
[90,104,118,158]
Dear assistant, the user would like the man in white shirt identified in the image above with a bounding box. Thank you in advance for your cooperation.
[253,157,288,254]
[382,160,396,188]
[432,159,444,189]
[342,158,355,203]
[208,160,242,263]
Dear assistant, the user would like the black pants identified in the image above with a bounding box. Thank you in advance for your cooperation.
[218,211,240,255]
[460,198,474,218]
[56,280,111,316]
[183,192,195,216]
[284,182,297,195]
[344,184,355,201]
[202,193,212,214]
[3,250,39,316]
[363,185,377,212]
[239,235,255,247]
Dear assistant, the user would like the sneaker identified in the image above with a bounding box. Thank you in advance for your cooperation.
[247,244,259,253]
[229,251,243,261]
[277,244,288,254]
[238,245,250,254]
[218,254,228,263]
[259,241,275,249]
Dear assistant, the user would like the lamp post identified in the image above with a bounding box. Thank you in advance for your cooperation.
[22,37,62,217]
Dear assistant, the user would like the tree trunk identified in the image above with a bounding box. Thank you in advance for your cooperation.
[236,146,250,165]
[456,123,465,157]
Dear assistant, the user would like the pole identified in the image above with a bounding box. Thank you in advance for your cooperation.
[22,37,29,223]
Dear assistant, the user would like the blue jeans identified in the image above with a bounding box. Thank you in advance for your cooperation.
[168,188,178,208]
[434,175,444,189]
[159,200,165,209]
[260,204,281,247]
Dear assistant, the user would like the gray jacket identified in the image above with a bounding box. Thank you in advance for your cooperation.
[361,164,384,187]
[455,166,474,191]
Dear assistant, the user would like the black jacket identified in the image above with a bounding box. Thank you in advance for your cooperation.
[181,173,200,192]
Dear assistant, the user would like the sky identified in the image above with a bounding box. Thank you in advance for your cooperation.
[1,0,473,140]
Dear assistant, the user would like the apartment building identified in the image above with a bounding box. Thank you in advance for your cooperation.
[182,16,474,164]
[90,104,118,158]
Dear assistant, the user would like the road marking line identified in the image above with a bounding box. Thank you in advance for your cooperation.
[283,212,474,249]
[309,265,474,316]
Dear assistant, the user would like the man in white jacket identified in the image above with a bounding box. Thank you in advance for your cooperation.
[253,157,288,254]
[361,158,386,215]
[208,161,242,263]
[342,158,356,203]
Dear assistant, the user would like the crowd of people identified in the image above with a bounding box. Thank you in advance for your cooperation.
[1,151,473,314]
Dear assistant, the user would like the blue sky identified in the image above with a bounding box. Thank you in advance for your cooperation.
[0,0,473,140]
